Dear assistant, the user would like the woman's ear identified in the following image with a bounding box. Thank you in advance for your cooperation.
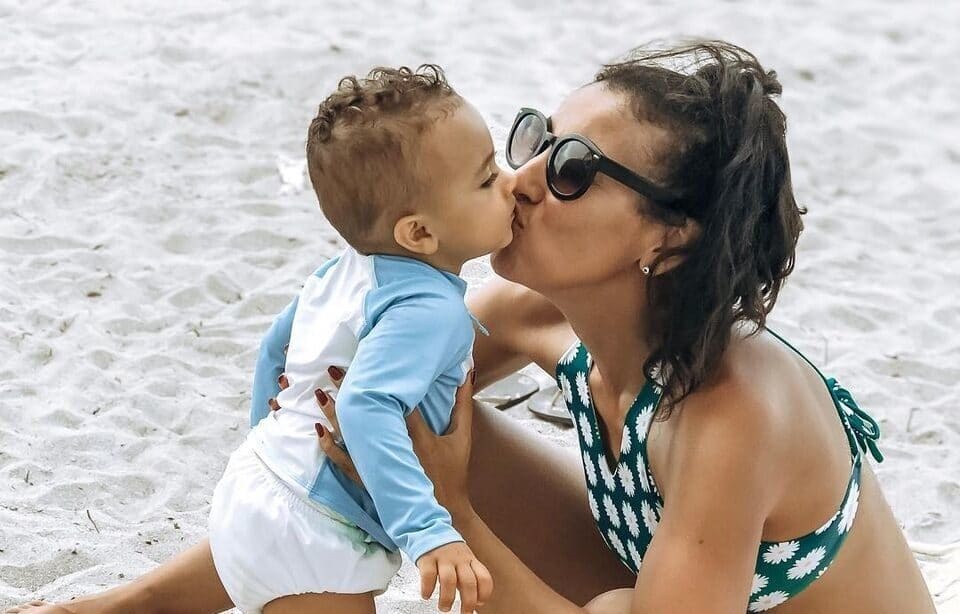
[644,218,701,275]
[393,214,440,256]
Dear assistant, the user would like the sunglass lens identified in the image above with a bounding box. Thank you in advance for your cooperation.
[508,113,545,168]
[551,140,594,196]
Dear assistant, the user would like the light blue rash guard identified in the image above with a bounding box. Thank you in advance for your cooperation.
[247,247,477,563]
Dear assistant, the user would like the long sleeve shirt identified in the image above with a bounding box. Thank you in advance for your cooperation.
[247,247,476,562]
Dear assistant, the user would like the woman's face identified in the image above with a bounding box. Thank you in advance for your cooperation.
[491,83,673,293]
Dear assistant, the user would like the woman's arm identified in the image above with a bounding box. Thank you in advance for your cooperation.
[468,276,573,390]
[365,378,592,614]
[630,388,778,613]
[451,506,589,613]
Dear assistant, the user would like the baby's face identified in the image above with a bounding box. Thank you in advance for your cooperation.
[417,101,516,266]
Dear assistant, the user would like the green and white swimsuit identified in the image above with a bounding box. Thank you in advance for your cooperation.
[555,330,883,612]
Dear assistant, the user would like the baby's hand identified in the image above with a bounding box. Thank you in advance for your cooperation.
[417,542,493,613]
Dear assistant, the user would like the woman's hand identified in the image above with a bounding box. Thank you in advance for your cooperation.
[270,368,364,487]
[402,370,476,515]
[303,366,477,517]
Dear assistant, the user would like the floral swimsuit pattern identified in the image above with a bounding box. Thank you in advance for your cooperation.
[555,330,883,612]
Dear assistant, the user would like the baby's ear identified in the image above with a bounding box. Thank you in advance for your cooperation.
[393,214,439,256]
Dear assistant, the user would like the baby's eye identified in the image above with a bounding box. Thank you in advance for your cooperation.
[481,172,498,188]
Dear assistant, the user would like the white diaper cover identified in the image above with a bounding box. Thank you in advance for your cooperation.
[208,441,402,613]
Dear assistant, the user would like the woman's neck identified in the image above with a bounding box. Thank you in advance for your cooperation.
[547,268,652,403]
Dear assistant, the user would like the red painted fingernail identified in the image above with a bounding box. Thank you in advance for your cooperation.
[278,374,288,387]
[315,388,328,405]
[315,423,325,438]
[269,398,280,411]
[328,366,343,380]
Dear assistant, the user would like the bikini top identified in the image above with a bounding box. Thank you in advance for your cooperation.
[555,330,883,612]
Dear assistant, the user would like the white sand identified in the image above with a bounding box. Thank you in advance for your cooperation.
[1,0,958,611]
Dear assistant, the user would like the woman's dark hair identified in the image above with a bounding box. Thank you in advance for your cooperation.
[595,41,805,416]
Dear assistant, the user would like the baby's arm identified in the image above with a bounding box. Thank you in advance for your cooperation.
[335,292,472,563]
[249,296,298,427]
[337,297,493,611]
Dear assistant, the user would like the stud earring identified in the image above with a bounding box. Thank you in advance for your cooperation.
[641,265,651,276]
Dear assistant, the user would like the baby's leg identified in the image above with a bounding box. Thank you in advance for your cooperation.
[263,592,376,614]
[4,540,233,614]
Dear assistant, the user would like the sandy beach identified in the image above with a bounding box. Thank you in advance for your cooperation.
[1,0,958,611]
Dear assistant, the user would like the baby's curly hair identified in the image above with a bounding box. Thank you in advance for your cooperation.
[306,65,461,252]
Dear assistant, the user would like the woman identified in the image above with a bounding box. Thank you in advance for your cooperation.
[10,41,935,614]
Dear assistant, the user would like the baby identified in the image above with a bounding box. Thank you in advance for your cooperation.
[209,65,515,613]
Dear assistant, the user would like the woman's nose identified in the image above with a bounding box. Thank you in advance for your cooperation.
[512,156,547,207]
[500,166,518,196]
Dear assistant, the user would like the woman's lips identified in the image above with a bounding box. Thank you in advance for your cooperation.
[512,207,524,230]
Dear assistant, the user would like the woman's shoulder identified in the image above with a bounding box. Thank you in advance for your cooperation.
[662,332,797,479]
[468,276,575,376]
[693,330,801,411]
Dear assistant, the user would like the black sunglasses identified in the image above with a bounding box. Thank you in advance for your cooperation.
[506,108,683,205]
